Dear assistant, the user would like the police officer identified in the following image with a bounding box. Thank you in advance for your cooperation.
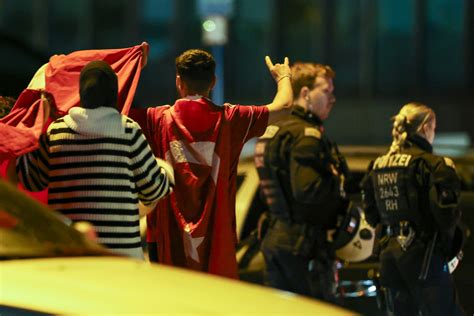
[254,62,349,301]
[361,102,464,315]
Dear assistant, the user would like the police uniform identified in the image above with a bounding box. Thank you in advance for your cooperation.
[361,134,464,316]
[254,105,349,300]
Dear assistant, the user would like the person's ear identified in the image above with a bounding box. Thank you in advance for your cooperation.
[422,122,431,137]
[422,123,428,135]
[421,121,435,144]
[300,86,310,101]
[176,75,182,90]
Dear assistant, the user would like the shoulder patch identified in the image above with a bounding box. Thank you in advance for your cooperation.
[260,125,280,139]
[443,157,456,170]
[304,127,321,139]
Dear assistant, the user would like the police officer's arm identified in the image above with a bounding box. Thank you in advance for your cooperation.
[428,158,462,234]
[289,136,340,203]
[264,56,293,125]
[360,161,380,227]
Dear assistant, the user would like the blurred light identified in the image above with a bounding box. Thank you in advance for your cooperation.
[203,19,217,32]
[201,15,228,45]
[434,132,471,157]
[368,285,377,293]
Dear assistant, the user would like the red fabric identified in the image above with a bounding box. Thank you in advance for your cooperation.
[0,43,145,160]
[46,44,145,116]
[0,90,47,160]
[132,99,268,279]
[0,43,146,204]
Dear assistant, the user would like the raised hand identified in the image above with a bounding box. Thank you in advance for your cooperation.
[40,91,51,121]
[265,56,291,83]
[141,42,150,69]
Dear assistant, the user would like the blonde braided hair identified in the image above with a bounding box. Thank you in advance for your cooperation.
[388,102,435,154]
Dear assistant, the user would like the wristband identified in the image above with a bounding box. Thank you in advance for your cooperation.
[277,74,291,83]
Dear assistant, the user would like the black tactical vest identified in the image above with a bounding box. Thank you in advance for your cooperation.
[254,106,348,227]
[370,152,421,226]
[254,124,292,221]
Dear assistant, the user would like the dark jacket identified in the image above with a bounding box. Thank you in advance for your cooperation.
[255,105,349,228]
[361,134,461,253]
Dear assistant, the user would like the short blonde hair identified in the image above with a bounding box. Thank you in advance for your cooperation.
[290,62,335,99]
[389,102,435,154]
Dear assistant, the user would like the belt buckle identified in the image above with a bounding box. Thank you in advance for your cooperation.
[396,221,415,251]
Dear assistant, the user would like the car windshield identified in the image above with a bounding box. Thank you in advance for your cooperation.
[0,180,114,260]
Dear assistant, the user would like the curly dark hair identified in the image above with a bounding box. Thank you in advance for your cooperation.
[175,49,216,94]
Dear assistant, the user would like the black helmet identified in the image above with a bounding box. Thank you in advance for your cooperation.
[331,202,375,262]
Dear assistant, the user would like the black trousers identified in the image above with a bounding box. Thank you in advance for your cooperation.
[261,223,336,302]
[379,238,464,316]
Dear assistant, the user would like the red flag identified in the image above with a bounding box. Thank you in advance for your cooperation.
[136,98,269,279]
[0,43,147,204]
[143,98,238,278]
[0,43,146,159]
[46,43,146,116]
[0,90,47,160]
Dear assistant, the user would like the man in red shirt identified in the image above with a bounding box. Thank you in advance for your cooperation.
[132,49,292,278]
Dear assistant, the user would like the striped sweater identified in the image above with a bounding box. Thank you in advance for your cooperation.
[17,107,171,259]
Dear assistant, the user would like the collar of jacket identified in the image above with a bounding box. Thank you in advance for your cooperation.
[63,106,124,137]
[406,134,433,153]
[292,105,323,127]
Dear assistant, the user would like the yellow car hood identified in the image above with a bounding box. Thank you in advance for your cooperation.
[0,257,352,315]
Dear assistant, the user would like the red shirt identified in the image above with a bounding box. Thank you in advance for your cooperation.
[131,98,268,278]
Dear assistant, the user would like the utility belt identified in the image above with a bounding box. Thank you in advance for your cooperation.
[385,222,464,275]
[269,217,300,230]
[385,221,417,251]
[269,217,326,258]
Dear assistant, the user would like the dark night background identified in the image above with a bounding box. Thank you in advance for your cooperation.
[1,0,473,147]
[1,1,473,314]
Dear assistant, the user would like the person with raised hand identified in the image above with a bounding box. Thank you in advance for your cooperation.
[130,49,292,278]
